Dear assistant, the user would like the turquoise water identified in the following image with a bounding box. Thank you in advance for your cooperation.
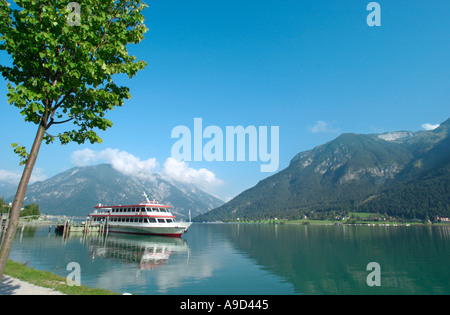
[7,223,450,294]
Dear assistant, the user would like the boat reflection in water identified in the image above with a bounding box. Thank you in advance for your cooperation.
[86,233,190,271]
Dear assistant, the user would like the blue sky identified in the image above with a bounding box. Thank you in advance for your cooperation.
[0,0,449,201]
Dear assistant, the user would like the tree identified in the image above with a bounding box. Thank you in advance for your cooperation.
[20,203,40,218]
[0,0,148,278]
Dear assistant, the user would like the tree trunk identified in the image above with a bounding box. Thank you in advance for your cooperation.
[0,124,46,279]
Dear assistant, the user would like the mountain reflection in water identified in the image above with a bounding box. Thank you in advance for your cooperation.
[9,223,450,294]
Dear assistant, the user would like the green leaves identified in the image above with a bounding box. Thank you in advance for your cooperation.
[11,143,29,166]
[1,0,148,163]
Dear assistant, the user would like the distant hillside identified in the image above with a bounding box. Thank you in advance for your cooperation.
[195,118,450,221]
[5,164,224,218]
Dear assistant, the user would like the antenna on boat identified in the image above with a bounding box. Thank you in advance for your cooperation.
[143,191,151,203]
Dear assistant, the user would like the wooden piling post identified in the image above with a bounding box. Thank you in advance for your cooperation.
[64,220,70,238]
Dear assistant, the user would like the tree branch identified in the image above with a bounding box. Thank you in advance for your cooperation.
[48,117,75,126]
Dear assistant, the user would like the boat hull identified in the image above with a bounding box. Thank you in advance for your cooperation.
[107,222,192,237]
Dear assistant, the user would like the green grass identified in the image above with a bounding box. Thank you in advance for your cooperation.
[348,212,374,218]
[4,260,117,295]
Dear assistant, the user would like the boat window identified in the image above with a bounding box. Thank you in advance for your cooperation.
[149,218,157,223]
[166,219,173,223]
[157,219,165,223]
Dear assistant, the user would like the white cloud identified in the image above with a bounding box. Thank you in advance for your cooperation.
[70,148,158,181]
[70,148,98,166]
[0,168,48,185]
[309,120,340,133]
[70,149,223,192]
[0,170,21,184]
[162,157,223,190]
[421,123,440,131]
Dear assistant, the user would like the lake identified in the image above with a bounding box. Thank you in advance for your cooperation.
[6,223,450,295]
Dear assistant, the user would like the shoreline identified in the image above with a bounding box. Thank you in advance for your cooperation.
[1,260,117,295]
[1,275,66,295]
[196,220,447,226]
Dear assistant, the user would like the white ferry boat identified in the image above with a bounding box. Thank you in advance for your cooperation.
[88,193,192,237]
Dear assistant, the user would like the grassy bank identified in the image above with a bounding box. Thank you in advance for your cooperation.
[4,260,117,295]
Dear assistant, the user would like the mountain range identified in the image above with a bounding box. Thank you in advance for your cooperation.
[2,164,224,218]
[195,118,450,222]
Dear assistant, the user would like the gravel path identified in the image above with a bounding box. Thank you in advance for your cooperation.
[0,275,65,295]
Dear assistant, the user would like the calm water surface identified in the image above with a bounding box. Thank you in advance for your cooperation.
[6,223,450,295]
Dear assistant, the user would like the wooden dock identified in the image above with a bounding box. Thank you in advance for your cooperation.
[1,216,8,233]
[55,219,108,237]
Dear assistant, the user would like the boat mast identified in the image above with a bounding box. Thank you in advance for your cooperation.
[143,191,151,203]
